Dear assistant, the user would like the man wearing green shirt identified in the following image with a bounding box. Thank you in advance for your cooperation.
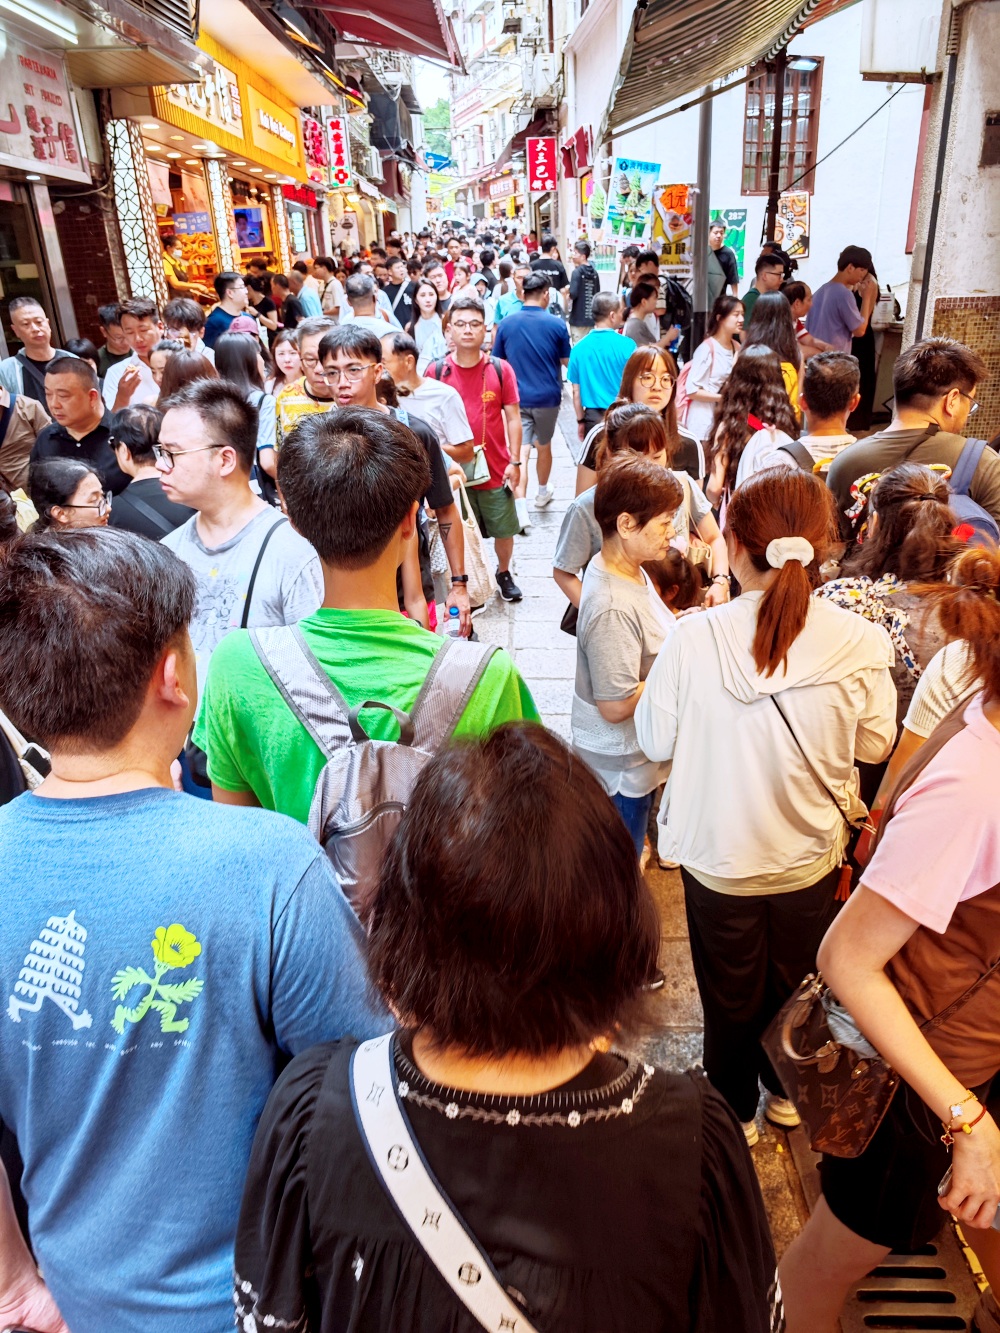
[196,406,538,820]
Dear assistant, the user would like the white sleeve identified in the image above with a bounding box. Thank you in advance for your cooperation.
[102,361,122,410]
[634,630,682,762]
[903,641,979,738]
[440,388,473,445]
[854,662,898,763]
[686,340,714,393]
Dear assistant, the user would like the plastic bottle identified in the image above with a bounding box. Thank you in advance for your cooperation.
[443,606,463,638]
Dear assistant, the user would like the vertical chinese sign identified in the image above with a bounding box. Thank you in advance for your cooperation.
[328,115,352,188]
[526,137,557,195]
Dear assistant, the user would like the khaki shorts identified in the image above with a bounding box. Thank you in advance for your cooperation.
[466,483,520,540]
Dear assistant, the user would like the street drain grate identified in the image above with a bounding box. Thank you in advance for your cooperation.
[840,1232,979,1331]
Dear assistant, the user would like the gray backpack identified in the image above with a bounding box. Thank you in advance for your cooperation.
[249,625,497,920]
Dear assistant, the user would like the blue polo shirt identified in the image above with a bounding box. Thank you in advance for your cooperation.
[567,328,637,409]
[492,306,571,408]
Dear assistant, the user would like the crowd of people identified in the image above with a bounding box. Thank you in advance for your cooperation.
[1,219,1000,1333]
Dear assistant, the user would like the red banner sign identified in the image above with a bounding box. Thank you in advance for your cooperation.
[526,136,557,194]
[328,115,352,188]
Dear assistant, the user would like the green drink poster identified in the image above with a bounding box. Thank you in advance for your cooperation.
[711,208,748,278]
[605,157,660,240]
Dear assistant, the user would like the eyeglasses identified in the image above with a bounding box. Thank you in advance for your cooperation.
[451,320,485,331]
[958,390,980,416]
[152,443,223,471]
[637,372,674,390]
[322,364,375,383]
[62,490,112,517]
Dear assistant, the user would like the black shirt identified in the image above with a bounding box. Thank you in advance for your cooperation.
[569,263,601,326]
[30,408,130,494]
[15,349,73,405]
[96,346,133,380]
[384,282,413,321]
[393,406,453,512]
[479,265,499,293]
[712,245,739,288]
[279,296,306,330]
[108,475,194,539]
[531,256,569,290]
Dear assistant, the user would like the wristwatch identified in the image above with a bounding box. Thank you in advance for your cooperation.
[509,459,522,467]
[451,574,469,585]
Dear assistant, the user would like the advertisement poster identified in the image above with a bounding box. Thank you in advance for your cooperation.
[710,208,748,278]
[592,243,618,274]
[775,191,810,258]
[604,156,660,239]
[652,184,693,278]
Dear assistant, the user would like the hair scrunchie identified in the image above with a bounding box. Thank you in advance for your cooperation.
[765,536,815,569]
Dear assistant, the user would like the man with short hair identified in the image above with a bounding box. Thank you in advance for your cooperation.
[492,273,570,509]
[568,292,636,464]
[425,295,524,601]
[158,379,323,689]
[478,247,498,292]
[102,298,164,410]
[319,324,472,630]
[827,337,999,531]
[494,264,531,323]
[380,331,475,464]
[735,351,862,485]
[0,526,381,1333]
[289,268,323,318]
[340,273,401,335]
[271,273,305,330]
[568,240,602,344]
[312,255,346,320]
[32,358,129,493]
[806,245,879,353]
[708,221,740,303]
[203,272,250,349]
[741,252,787,323]
[0,297,75,404]
[382,255,413,324]
[623,282,673,349]
[96,302,133,379]
[274,315,339,443]
[444,236,462,286]
[163,297,216,363]
[530,237,569,302]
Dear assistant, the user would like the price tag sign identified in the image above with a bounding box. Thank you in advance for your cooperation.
[526,136,557,195]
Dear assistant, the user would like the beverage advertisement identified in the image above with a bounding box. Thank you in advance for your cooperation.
[603,156,660,239]
[710,208,748,278]
[652,184,693,278]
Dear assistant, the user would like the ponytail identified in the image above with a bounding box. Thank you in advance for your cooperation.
[726,467,837,677]
[918,548,1000,701]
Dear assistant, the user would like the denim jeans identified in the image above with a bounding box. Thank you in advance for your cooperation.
[612,790,654,859]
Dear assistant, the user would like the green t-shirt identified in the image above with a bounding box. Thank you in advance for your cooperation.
[194,608,540,825]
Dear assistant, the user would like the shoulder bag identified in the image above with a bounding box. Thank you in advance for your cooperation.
[351,1034,542,1333]
[453,474,496,610]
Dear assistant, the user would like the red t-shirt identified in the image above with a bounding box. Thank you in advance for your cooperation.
[425,354,519,489]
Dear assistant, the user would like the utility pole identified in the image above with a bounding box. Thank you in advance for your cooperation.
[691,87,712,349]
[764,45,788,243]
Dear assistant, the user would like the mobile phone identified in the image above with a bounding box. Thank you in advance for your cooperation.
[937,1166,1000,1229]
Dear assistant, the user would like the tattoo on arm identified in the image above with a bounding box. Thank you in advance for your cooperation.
[439,522,452,541]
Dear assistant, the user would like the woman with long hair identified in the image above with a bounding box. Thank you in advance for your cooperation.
[683,295,744,447]
[780,545,1000,1333]
[705,346,799,513]
[741,292,803,419]
[266,328,301,394]
[214,331,278,491]
[157,348,217,401]
[405,279,447,373]
[28,458,111,532]
[636,467,896,1143]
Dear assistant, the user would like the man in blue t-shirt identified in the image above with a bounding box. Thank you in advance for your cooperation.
[806,244,878,353]
[0,528,384,1333]
[567,290,637,487]
[492,272,571,510]
[203,270,250,349]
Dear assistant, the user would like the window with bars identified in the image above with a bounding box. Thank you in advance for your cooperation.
[742,60,823,195]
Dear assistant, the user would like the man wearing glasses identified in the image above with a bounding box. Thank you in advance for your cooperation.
[424,294,524,603]
[275,316,338,445]
[31,358,130,494]
[157,379,322,693]
[203,272,251,350]
[826,337,999,536]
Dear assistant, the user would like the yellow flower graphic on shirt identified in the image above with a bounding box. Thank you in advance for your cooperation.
[110,923,204,1034]
[151,924,201,969]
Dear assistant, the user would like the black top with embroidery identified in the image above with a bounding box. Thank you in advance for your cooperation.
[235,1035,781,1332]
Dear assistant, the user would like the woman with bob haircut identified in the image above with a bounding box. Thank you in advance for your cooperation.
[156,347,217,402]
[573,454,683,857]
[234,723,781,1333]
[635,467,897,1144]
[213,331,278,490]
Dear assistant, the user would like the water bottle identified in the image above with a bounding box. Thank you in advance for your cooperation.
[443,606,463,638]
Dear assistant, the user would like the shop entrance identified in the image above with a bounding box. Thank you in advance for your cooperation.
[0,184,62,358]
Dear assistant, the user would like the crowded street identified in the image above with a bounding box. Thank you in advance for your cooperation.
[0,0,999,1326]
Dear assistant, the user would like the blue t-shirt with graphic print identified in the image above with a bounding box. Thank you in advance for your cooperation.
[0,786,385,1333]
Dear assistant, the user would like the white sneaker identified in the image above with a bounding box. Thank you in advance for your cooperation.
[742,1119,760,1147]
[533,486,554,508]
[764,1092,801,1128]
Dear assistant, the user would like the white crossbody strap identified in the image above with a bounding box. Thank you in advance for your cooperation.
[351,1035,541,1333]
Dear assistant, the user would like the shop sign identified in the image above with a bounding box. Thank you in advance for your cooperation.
[302,115,328,184]
[488,175,516,200]
[0,36,88,183]
[526,137,557,194]
[652,184,693,278]
[282,183,317,208]
[775,191,810,258]
[603,156,660,239]
[167,62,243,139]
[173,210,211,234]
[328,115,352,187]
[246,86,301,167]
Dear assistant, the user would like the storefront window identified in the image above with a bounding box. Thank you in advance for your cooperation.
[148,159,218,292]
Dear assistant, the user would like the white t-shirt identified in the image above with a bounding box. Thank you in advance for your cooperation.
[404,378,473,450]
[735,430,856,488]
[102,352,159,410]
[684,338,736,444]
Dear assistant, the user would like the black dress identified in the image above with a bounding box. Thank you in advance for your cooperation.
[235,1036,781,1332]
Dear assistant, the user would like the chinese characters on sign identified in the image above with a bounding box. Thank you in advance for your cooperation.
[526,137,557,194]
[167,62,243,138]
[328,115,352,188]
[652,184,693,278]
[0,37,88,183]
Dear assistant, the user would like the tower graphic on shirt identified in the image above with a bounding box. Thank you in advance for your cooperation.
[7,910,93,1029]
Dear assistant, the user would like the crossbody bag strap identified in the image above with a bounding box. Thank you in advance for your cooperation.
[124,491,175,536]
[240,516,287,629]
[770,693,866,831]
[351,1035,542,1333]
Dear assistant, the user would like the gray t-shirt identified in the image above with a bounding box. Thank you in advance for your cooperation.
[623,315,657,347]
[163,505,323,692]
[553,473,711,575]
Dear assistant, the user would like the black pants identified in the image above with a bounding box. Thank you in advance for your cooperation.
[682,865,841,1122]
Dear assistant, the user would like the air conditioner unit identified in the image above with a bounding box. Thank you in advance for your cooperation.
[367,146,384,179]
[860,0,941,79]
[532,53,559,107]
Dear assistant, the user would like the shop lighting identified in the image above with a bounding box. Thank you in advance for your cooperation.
[231,160,247,166]
[147,143,161,151]
[185,159,199,165]
[25,173,41,180]
[170,135,184,141]
[249,168,263,173]
[265,173,278,179]
[167,152,182,158]
[0,0,77,43]
[142,123,160,131]
[787,55,820,71]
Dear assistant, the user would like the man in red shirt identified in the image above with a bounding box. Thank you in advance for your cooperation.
[443,237,462,288]
[426,293,524,602]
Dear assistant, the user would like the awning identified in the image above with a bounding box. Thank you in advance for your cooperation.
[311,0,463,68]
[603,0,838,138]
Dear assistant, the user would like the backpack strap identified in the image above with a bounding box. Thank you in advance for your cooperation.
[248,624,354,759]
[409,638,499,751]
[432,357,449,381]
[949,438,987,496]
[777,439,816,472]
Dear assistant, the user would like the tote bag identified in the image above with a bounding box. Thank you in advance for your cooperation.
[453,474,497,610]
